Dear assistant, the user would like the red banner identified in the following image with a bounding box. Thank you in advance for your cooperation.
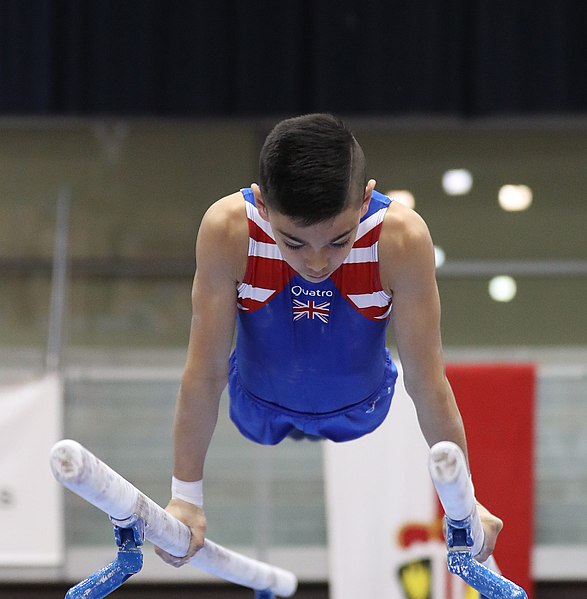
[446,364,535,599]
[325,363,535,598]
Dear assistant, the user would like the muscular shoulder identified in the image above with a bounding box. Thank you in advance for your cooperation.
[378,201,436,293]
[196,192,248,284]
[380,201,432,253]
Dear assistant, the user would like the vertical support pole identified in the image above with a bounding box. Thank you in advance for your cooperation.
[254,445,273,563]
[46,188,71,373]
[65,518,144,599]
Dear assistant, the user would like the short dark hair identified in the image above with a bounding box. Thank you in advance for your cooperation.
[258,113,366,225]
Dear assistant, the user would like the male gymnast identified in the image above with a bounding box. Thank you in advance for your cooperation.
[155,113,503,566]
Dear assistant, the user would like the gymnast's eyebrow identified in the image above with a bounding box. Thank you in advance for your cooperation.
[275,226,356,244]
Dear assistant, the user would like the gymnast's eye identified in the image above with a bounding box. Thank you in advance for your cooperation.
[283,241,304,250]
[330,239,351,249]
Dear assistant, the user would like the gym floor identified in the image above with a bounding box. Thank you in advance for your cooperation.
[1,582,586,598]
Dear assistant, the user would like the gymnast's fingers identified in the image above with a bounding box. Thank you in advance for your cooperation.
[154,499,207,567]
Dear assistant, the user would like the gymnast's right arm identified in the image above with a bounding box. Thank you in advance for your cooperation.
[155,197,240,566]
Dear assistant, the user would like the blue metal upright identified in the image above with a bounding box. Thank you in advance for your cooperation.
[65,517,144,598]
[445,517,528,599]
[64,515,282,598]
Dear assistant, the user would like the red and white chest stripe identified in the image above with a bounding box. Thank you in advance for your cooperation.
[237,202,392,320]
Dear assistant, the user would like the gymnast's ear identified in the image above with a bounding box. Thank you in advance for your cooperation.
[360,179,376,217]
[251,183,270,221]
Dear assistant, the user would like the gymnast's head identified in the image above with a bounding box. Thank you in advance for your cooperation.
[256,113,369,226]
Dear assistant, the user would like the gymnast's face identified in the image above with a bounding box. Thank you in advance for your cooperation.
[253,182,374,283]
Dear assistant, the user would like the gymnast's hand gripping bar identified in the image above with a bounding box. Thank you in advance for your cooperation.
[50,439,298,597]
[429,441,528,598]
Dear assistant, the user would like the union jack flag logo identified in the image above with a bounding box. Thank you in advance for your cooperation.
[292,299,331,323]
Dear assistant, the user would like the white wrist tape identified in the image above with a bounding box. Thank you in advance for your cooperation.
[171,476,203,507]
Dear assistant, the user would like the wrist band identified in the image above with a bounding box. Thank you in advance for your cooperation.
[172,476,203,507]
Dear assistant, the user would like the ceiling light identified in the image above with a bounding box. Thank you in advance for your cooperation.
[488,276,517,302]
[498,185,533,211]
[442,169,473,195]
[434,246,446,268]
[386,190,415,209]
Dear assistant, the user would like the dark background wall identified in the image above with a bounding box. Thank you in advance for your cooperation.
[1,0,586,118]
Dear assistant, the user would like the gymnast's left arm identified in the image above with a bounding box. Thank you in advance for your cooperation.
[381,204,503,562]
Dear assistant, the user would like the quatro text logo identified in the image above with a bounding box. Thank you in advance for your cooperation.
[291,285,333,298]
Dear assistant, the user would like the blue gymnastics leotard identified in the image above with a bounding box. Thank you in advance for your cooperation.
[228,188,398,444]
